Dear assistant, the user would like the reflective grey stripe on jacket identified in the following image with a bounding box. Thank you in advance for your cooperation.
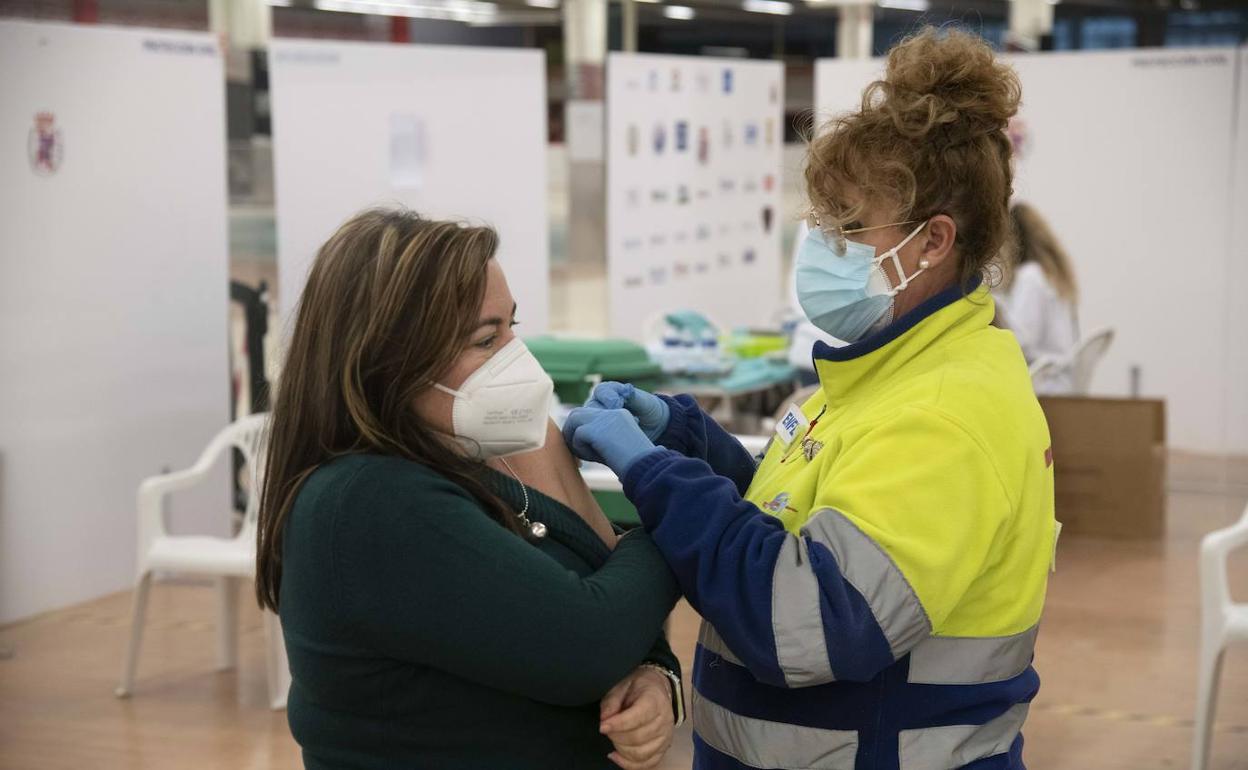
[772,532,836,685]
[698,622,744,668]
[898,703,1029,770]
[907,625,1039,685]
[692,688,1027,770]
[770,508,932,686]
[692,689,859,770]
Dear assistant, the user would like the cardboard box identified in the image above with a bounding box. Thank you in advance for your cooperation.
[1038,397,1167,539]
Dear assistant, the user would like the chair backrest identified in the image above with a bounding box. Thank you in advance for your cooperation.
[1028,356,1063,381]
[1201,504,1248,619]
[206,413,270,532]
[1070,327,1114,395]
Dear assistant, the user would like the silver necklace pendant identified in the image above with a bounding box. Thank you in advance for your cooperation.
[499,457,544,538]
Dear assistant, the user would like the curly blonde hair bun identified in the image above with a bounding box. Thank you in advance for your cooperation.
[805,27,1022,289]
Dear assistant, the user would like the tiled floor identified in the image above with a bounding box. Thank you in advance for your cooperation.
[2,458,1245,769]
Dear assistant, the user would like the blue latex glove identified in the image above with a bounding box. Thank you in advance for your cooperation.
[585,382,670,442]
[564,408,660,477]
[562,405,627,464]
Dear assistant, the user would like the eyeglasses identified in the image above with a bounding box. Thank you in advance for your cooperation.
[806,210,920,257]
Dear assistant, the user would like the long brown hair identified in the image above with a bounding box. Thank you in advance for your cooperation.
[1002,202,1079,303]
[256,207,523,612]
[804,27,1022,290]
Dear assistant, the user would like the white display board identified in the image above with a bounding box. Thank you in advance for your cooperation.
[269,40,549,332]
[816,48,1242,454]
[0,21,230,623]
[607,53,785,339]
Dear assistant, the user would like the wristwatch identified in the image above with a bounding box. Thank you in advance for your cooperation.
[640,662,685,726]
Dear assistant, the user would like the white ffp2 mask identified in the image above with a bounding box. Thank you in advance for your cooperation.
[433,338,554,459]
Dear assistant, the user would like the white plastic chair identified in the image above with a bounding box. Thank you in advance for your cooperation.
[1192,504,1248,770]
[1027,355,1065,387]
[1027,327,1114,396]
[1069,327,1114,394]
[114,413,291,710]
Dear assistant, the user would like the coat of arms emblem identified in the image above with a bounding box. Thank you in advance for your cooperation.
[29,112,63,176]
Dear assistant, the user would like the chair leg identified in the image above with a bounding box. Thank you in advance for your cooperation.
[1192,639,1226,770]
[216,576,240,671]
[115,572,153,698]
[263,610,291,710]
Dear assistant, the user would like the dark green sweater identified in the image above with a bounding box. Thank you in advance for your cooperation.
[279,453,682,770]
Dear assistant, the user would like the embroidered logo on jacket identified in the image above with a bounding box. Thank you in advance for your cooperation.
[762,492,798,515]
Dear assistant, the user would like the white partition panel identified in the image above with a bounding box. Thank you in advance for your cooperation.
[816,49,1241,454]
[0,21,230,623]
[607,54,784,339]
[1227,47,1248,455]
[269,40,549,331]
[812,57,885,129]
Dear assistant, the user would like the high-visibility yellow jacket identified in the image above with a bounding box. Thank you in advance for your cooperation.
[624,283,1057,770]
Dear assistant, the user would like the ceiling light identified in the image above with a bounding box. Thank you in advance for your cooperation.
[314,0,498,22]
[743,0,793,15]
[877,0,928,10]
[525,0,558,7]
[664,4,695,18]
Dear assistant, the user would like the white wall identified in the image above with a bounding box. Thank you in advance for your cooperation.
[269,40,549,332]
[816,49,1244,455]
[0,21,231,623]
[606,53,785,339]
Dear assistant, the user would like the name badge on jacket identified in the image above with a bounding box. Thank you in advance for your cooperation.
[776,404,809,447]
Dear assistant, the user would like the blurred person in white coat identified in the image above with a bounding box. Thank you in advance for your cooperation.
[998,202,1080,394]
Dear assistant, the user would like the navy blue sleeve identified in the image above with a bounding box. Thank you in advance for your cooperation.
[653,394,759,497]
[621,449,898,688]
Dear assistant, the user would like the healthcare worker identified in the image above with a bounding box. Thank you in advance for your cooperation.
[564,29,1056,770]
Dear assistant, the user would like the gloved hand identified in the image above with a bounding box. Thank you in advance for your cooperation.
[564,407,659,477]
[586,382,670,442]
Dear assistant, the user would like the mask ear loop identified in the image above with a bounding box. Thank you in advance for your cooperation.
[873,221,930,297]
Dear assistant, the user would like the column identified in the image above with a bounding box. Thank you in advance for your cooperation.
[562,0,608,271]
[836,3,873,60]
[209,0,272,51]
[622,0,638,53]
[1009,0,1055,52]
[72,0,99,24]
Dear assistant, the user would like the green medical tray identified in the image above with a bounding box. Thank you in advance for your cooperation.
[526,336,663,405]
[725,333,789,359]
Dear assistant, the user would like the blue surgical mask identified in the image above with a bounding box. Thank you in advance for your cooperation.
[796,220,929,343]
